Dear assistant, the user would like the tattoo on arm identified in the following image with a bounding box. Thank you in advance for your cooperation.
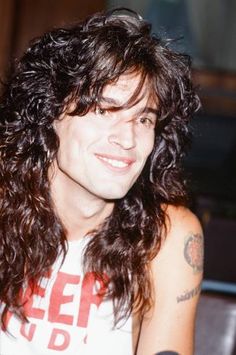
[184,233,204,274]
[176,281,202,303]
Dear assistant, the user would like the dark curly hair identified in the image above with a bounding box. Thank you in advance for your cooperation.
[0,8,200,328]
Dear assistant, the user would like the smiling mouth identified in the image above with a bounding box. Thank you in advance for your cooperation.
[95,154,134,169]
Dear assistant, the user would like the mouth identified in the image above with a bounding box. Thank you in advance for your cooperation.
[95,153,135,170]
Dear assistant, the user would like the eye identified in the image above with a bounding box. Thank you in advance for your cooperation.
[95,106,108,116]
[138,117,155,128]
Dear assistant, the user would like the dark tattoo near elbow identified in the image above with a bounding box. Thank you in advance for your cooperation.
[176,281,202,303]
[184,233,204,274]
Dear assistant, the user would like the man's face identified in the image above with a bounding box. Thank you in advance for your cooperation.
[53,72,157,200]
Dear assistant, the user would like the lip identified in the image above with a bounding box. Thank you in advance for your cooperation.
[95,153,135,164]
[95,153,135,172]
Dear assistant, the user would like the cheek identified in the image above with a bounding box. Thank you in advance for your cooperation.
[141,133,155,159]
[59,125,86,152]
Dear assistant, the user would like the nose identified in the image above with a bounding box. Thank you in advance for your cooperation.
[108,120,136,150]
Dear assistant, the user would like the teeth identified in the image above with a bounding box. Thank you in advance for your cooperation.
[99,156,129,168]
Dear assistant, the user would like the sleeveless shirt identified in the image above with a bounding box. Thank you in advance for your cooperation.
[0,238,132,355]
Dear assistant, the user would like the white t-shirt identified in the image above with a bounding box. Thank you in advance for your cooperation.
[0,238,132,355]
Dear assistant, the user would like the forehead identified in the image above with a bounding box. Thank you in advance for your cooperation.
[102,72,158,109]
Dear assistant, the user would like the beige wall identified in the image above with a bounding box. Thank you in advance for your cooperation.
[0,0,106,78]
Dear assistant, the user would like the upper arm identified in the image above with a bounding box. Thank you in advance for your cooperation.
[136,206,204,355]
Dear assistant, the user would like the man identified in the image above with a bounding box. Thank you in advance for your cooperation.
[0,8,203,355]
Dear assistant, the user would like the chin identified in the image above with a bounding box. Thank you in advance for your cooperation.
[98,188,130,201]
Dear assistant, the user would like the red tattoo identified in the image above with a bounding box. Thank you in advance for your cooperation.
[184,233,204,273]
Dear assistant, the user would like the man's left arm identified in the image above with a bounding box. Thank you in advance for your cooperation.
[136,206,204,355]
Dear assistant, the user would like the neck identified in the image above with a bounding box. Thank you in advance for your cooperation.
[50,167,114,241]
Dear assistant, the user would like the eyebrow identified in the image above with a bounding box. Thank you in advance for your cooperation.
[139,107,158,115]
[100,97,122,106]
[100,97,158,115]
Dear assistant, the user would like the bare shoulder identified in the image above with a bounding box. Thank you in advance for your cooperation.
[164,204,203,239]
[157,205,204,270]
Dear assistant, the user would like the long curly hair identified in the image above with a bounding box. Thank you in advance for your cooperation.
[0,9,200,328]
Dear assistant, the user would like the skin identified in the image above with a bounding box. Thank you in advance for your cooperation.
[50,72,157,240]
[134,206,203,355]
